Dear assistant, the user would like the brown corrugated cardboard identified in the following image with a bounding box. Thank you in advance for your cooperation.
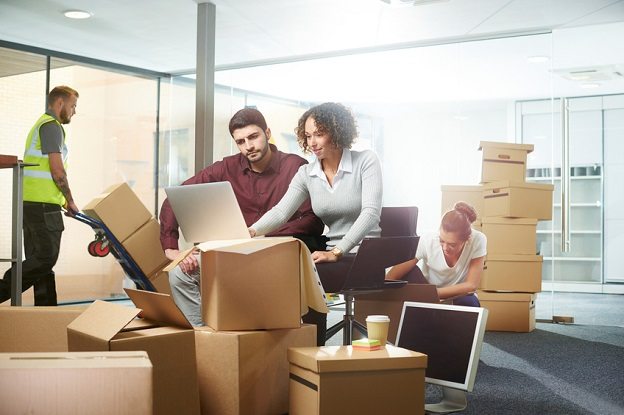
[0,351,152,415]
[199,238,302,331]
[481,254,543,292]
[441,185,484,219]
[483,180,554,220]
[479,141,534,183]
[149,270,172,295]
[0,306,84,352]
[288,345,427,415]
[354,284,440,344]
[482,217,538,255]
[83,182,152,242]
[194,324,316,415]
[67,292,200,415]
[122,218,169,278]
[478,291,536,332]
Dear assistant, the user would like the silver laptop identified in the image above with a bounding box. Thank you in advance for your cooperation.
[164,181,251,243]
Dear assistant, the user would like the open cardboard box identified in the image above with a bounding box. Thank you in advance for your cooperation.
[288,345,427,415]
[0,351,152,415]
[67,289,200,415]
[165,236,328,331]
[479,141,534,183]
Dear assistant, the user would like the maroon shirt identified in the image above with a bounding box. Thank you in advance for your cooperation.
[159,144,324,250]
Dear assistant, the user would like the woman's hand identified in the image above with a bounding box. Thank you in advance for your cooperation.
[311,250,340,263]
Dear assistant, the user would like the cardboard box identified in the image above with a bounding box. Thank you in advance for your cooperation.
[150,270,172,295]
[478,291,536,332]
[67,291,200,415]
[83,182,152,243]
[483,180,554,220]
[354,284,439,344]
[122,218,169,278]
[288,345,427,415]
[196,238,302,331]
[0,351,152,415]
[194,324,316,415]
[441,185,484,220]
[0,306,84,352]
[481,254,543,293]
[479,141,534,183]
[482,217,538,255]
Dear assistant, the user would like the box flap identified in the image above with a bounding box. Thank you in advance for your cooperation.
[478,141,534,153]
[482,217,538,225]
[440,185,484,192]
[163,247,197,272]
[484,181,555,191]
[124,288,192,329]
[478,290,537,302]
[486,254,543,262]
[197,236,292,254]
[67,300,140,343]
[288,345,427,373]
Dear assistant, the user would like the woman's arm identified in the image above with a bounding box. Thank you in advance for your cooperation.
[385,259,418,280]
[436,256,485,300]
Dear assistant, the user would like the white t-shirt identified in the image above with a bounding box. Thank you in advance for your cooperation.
[416,230,487,288]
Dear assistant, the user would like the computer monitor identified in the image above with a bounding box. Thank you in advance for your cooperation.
[395,301,488,414]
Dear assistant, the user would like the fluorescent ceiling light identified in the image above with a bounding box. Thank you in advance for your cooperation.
[580,82,600,89]
[527,56,549,63]
[64,10,92,19]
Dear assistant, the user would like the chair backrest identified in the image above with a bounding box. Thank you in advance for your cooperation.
[380,206,418,237]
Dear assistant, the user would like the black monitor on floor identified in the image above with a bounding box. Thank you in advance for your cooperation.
[396,301,488,414]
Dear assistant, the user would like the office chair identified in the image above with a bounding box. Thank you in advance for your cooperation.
[325,206,418,345]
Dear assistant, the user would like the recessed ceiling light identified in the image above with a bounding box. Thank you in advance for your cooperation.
[580,82,600,89]
[527,56,550,63]
[63,10,92,19]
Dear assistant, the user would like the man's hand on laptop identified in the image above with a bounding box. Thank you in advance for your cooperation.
[165,248,200,274]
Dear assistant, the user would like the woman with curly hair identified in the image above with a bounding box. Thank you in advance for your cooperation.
[386,202,486,306]
[249,102,383,344]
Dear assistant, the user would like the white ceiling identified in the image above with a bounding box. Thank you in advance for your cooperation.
[1,0,623,74]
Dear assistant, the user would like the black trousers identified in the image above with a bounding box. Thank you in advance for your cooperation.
[0,202,63,305]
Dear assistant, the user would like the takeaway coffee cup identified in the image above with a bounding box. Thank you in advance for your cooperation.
[366,315,390,346]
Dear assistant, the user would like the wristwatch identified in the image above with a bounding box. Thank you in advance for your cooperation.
[330,247,343,259]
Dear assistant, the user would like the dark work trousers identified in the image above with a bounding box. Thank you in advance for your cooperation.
[0,202,63,305]
[304,254,356,346]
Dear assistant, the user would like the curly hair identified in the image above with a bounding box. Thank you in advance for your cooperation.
[295,102,358,153]
[441,201,478,241]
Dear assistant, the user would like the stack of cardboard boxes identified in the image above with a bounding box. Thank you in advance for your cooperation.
[442,141,554,332]
[82,182,318,415]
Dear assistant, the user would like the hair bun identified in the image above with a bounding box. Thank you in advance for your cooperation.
[454,201,477,223]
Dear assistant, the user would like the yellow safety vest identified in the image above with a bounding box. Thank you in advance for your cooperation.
[23,114,68,206]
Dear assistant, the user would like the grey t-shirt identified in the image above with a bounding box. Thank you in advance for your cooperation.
[39,111,64,154]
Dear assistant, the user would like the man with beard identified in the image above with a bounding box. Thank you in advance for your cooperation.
[0,85,80,305]
[160,107,325,327]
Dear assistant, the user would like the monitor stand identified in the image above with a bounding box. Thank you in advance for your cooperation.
[425,386,467,414]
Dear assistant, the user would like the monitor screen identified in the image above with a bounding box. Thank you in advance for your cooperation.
[395,301,488,392]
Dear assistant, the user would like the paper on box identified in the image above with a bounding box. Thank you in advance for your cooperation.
[0,351,152,415]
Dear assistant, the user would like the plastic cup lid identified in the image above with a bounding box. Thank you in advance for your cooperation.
[366,315,390,322]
